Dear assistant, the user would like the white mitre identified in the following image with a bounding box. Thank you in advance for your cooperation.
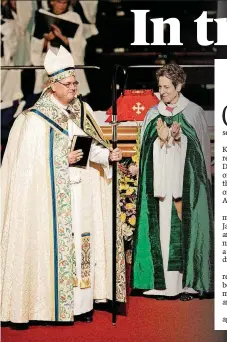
[44,45,76,82]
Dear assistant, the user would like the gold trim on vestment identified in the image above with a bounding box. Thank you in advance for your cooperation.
[71,240,78,287]
[46,126,55,320]
[80,232,91,289]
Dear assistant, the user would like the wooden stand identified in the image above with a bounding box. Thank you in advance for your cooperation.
[101,126,139,157]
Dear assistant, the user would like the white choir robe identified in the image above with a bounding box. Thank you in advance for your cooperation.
[1,1,32,110]
[1,18,22,109]
[11,0,32,66]
[79,1,99,39]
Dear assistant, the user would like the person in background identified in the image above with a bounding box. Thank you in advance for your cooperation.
[1,0,33,159]
[71,0,99,39]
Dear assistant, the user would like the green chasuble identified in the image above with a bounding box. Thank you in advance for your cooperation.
[132,105,214,293]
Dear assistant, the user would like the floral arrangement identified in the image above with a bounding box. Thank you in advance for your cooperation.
[118,125,141,263]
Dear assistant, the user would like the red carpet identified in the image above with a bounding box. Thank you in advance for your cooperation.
[1,296,226,342]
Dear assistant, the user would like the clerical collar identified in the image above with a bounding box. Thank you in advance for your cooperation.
[158,93,189,116]
[165,105,175,113]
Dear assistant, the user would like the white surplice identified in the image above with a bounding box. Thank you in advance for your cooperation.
[1,1,32,109]
[1,18,22,109]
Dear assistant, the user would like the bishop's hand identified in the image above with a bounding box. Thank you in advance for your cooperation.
[68,150,84,165]
[109,147,122,162]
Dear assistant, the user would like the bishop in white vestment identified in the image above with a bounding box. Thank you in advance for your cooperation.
[1,46,125,325]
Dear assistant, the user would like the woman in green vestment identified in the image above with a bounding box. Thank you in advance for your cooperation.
[132,63,213,300]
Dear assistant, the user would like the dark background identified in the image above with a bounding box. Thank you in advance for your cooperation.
[83,0,223,110]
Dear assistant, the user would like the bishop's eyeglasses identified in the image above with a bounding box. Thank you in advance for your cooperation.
[57,81,79,88]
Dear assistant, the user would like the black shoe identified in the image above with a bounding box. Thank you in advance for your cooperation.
[142,294,167,300]
[198,291,214,300]
[180,293,194,301]
[74,310,93,323]
[155,295,166,300]
[83,311,93,323]
[11,323,29,330]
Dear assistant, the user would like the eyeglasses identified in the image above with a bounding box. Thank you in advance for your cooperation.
[57,81,79,88]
